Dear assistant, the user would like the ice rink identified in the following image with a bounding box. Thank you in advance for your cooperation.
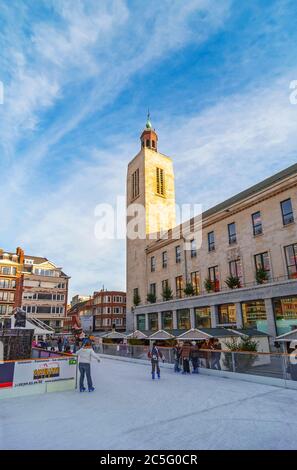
[1,357,297,450]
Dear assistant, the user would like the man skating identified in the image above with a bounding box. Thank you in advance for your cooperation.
[148,342,164,380]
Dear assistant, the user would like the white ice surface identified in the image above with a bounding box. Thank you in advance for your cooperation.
[1,357,296,450]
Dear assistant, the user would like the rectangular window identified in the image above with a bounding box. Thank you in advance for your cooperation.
[156,168,165,196]
[190,239,197,258]
[150,256,156,272]
[162,251,167,269]
[175,245,181,264]
[252,211,263,236]
[208,266,220,291]
[194,307,211,328]
[132,169,139,200]
[190,271,200,295]
[254,252,271,280]
[175,275,183,298]
[218,304,236,325]
[242,300,268,333]
[228,222,237,245]
[281,198,294,226]
[162,311,173,329]
[208,231,215,252]
[273,297,297,336]
[162,279,169,291]
[149,283,156,296]
[177,309,190,329]
[284,244,297,279]
[148,313,158,331]
[229,259,243,284]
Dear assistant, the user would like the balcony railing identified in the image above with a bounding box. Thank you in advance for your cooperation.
[137,274,297,307]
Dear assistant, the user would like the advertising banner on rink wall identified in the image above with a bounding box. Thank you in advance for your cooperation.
[0,362,15,388]
[13,357,77,388]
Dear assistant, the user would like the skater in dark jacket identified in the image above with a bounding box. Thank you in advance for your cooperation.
[148,342,164,380]
[190,342,200,374]
[180,342,191,374]
[173,342,181,372]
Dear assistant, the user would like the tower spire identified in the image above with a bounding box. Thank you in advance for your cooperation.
[146,109,152,129]
[140,110,158,151]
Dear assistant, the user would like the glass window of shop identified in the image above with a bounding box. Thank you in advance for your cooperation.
[148,313,158,331]
[162,311,173,329]
[137,314,146,331]
[194,307,211,328]
[177,309,191,330]
[242,300,268,333]
[218,304,236,325]
[273,297,297,336]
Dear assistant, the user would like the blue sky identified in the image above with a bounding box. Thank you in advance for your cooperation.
[1,0,297,298]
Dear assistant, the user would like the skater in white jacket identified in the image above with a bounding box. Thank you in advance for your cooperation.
[75,341,101,392]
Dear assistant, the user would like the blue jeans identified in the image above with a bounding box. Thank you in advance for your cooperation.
[79,363,93,389]
[174,359,180,372]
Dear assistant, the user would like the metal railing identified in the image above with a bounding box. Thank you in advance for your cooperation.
[95,343,297,387]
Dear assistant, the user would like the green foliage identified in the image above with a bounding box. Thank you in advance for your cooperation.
[256,267,269,284]
[225,275,241,289]
[223,336,259,372]
[147,292,157,303]
[162,285,173,301]
[184,282,195,296]
[133,291,141,307]
[204,278,214,293]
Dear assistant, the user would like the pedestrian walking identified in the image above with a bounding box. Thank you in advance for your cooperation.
[148,342,164,380]
[180,341,191,374]
[75,341,101,392]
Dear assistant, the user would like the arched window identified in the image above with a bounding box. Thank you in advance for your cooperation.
[146,139,150,147]
[152,140,155,148]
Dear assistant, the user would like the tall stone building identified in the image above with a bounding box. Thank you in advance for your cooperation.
[126,118,297,339]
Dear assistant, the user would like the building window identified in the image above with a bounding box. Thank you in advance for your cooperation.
[284,244,297,279]
[194,307,211,328]
[137,314,145,330]
[208,266,220,292]
[162,251,167,269]
[177,309,190,329]
[190,271,200,295]
[273,297,297,336]
[281,198,294,226]
[162,279,169,295]
[150,256,156,272]
[175,245,181,263]
[218,304,236,325]
[175,275,183,298]
[148,313,158,331]
[208,231,215,252]
[162,311,173,329]
[252,211,263,236]
[132,169,139,200]
[228,222,237,245]
[149,283,156,297]
[242,300,268,333]
[156,167,165,196]
[146,139,150,147]
[229,259,243,284]
[190,239,197,258]
[254,252,271,280]
[152,140,155,148]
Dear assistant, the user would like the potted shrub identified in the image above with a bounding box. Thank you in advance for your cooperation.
[184,282,195,296]
[225,275,241,289]
[256,267,268,284]
[162,285,173,301]
[147,292,156,303]
[133,291,141,307]
[204,278,214,293]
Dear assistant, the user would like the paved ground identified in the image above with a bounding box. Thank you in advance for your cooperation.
[1,357,297,450]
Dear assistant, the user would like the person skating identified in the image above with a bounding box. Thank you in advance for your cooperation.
[75,340,101,392]
[148,342,164,380]
[190,341,200,374]
[180,341,191,374]
[173,342,181,372]
[211,339,222,370]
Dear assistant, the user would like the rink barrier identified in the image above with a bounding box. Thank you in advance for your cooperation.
[0,354,78,400]
[95,344,297,390]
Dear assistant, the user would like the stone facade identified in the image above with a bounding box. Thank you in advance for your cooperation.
[126,122,297,339]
